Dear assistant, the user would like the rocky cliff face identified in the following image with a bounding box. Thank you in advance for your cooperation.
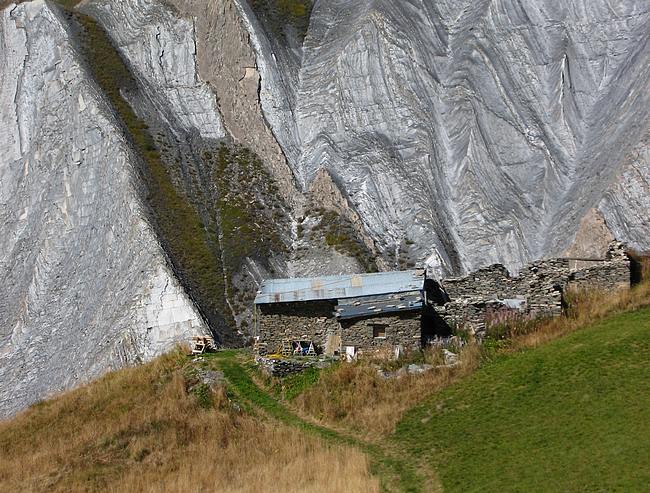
[1,0,648,416]
[0,1,209,416]
[270,0,650,275]
[81,0,650,275]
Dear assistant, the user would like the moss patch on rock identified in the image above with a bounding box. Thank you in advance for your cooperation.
[248,0,313,43]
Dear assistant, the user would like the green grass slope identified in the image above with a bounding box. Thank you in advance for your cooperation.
[396,307,650,492]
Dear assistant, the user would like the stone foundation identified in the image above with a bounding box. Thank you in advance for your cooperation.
[255,357,315,377]
[255,356,335,377]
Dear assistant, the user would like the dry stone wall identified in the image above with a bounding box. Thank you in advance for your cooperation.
[566,243,631,292]
[256,301,339,354]
[435,242,631,335]
[255,356,334,377]
[256,302,421,355]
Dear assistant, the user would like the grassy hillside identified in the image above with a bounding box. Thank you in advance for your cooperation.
[0,350,377,493]
[1,286,649,492]
[395,306,650,492]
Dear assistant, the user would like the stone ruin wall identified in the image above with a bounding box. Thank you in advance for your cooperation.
[565,245,631,292]
[435,242,631,336]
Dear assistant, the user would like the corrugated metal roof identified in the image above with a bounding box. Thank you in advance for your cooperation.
[254,270,425,304]
[335,292,423,320]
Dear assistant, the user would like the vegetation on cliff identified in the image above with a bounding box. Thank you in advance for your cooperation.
[51,0,292,341]
[248,0,313,42]
[66,7,233,336]
[209,145,290,321]
[298,208,379,272]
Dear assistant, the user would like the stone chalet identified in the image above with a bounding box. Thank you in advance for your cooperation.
[253,270,440,358]
[253,242,634,357]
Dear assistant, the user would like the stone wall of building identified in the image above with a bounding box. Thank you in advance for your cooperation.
[256,301,421,355]
[256,300,340,354]
[435,241,631,335]
[340,313,421,353]
[255,242,631,351]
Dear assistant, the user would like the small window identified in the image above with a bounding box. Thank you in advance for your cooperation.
[372,324,387,339]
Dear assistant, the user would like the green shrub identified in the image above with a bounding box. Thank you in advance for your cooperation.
[308,209,378,272]
[211,144,289,279]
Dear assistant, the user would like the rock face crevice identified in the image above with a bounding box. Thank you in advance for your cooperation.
[83,0,226,141]
[0,0,209,417]
[167,0,302,208]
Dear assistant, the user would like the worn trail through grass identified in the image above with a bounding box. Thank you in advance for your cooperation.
[211,351,431,493]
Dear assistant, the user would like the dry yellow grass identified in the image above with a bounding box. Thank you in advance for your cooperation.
[0,350,378,493]
[293,345,482,437]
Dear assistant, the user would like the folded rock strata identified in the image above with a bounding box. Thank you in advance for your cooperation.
[246,0,650,275]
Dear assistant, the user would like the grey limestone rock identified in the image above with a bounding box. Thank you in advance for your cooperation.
[0,1,209,417]
[599,135,650,254]
[82,0,225,141]
[442,350,458,367]
[87,0,650,276]
[166,0,302,207]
